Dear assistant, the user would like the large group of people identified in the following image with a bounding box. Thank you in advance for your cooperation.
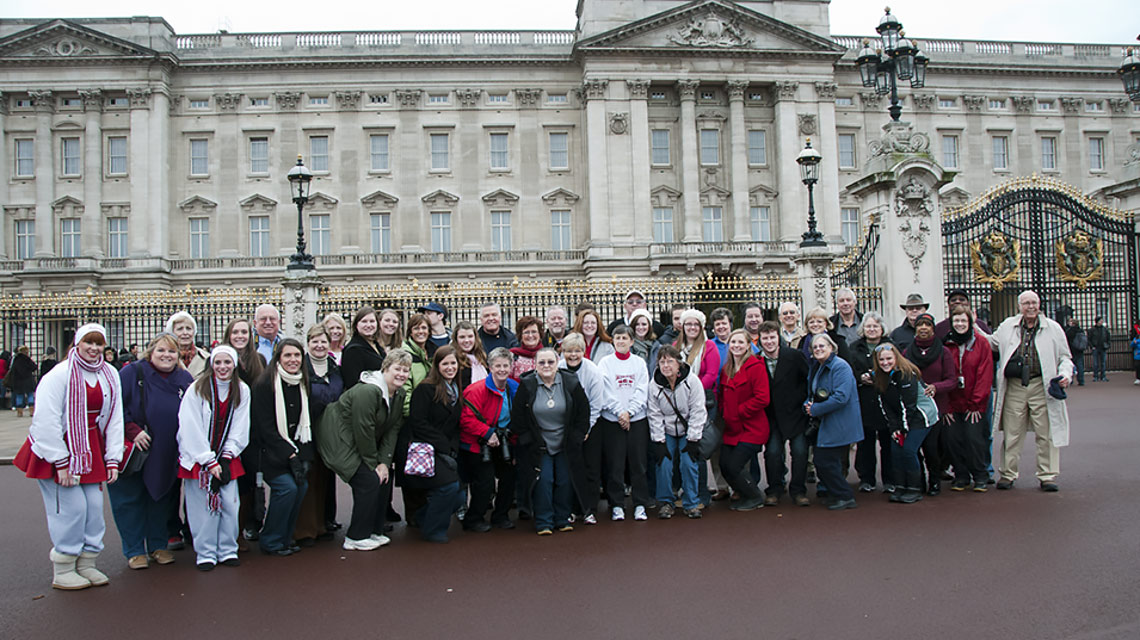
[11,287,1096,591]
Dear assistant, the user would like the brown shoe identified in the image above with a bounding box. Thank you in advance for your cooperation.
[150,549,175,565]
[794,495,811,507]
[127,555,149,570]
[763,494,779,506]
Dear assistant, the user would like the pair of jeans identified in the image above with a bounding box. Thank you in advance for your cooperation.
[945,413,989,484]
[260,472,308,552]
[920,419,944,484]
[533,451,574,530]
[345,462,391,541]
[417,481,461,541]
[12,391,34,408]
[813,445,854,501]
[1093,349,1108,380]
[764,431,809,498]
[854,427,893,488]
[719,442,764,500]
[655,435,701,510]
[888,425,930,473]
[459,449,516,526]
[107,472,176,558]
[1072,353,1085,384]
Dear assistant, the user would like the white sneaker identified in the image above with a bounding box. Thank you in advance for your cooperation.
[633,505,647,521]
[1134,380,1139,385]
[611,506,625,521]
[368,534,391,546]
[343,537,382,551]
[583,513,598,525]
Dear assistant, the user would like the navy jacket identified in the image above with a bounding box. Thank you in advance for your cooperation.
[119,360,194,499]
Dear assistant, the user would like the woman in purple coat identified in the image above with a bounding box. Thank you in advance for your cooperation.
[107,333,195,569]
[904,313,957,496]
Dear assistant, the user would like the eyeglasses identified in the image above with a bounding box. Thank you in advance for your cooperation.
[873,343,895,352]
[536,360,558,366]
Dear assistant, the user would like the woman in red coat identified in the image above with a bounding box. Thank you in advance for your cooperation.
[944,305,994,492]
[716,329,771,511]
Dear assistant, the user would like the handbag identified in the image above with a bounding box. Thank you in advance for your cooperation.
[1003,353,1024,379]
[121,365,150,477]
[696,387,721,461]
[405,441,436,478]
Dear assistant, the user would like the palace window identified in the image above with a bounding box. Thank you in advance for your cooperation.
[310,214,330,255]
[841,208,860,246]
[551,210,571,250]
[651,129,670,165]
[15,220,34,260]
[60,218,81,258]
[750,206,771,241]
[702,207,723,242]
[748,130,767,166]
[310,135,329,173]
[430,133,449,171]
[490,211,511,251]
[1041,136,1057,170]
[249,137,269,174]
[14,139,34,177]
[249,216,270,257]
[1089,137,1105,171]
[652,207,674,243]
[107,136,128,175]
[370,134,390,171]
[992,136,1009,170]
[548,132,569,170]
[370,213,391,254]
[61,137,81,176]
[189,217,209,258]
[190,139,209,176]
[699,129,719,165]
[431,212,451,252]
[941,134,959,168]
[108,218,128,258]
[838,133,857,168]
[489,133,510,171]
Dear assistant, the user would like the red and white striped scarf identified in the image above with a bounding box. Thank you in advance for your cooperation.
[198,377,234,515]
[65,348,118,476]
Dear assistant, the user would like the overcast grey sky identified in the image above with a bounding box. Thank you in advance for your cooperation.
[5,0,1137,44]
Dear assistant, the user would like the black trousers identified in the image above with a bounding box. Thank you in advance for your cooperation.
[920,419,944,484]
[593,417,650,510]
[720,442,764,499]
[580,427,604,515]
[346,462,391,541]
[854,428,894,487]
[814,445,854,501]
[944,413,989,484]
[459,449,516,526]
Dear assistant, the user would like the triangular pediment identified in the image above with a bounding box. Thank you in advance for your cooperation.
[576,0,845,57]
[51,195,83,211]
[481,189,520,205]
[239,193,278,211]
[421,190,460,206]
[178,195,218,211]
[308,192,339,207]
[360,189,399,208]
[701,184,731,197]
[541,188,580,205]
[0,19,160,61]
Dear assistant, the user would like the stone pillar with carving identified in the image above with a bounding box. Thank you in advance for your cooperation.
[727,80,751,241]
[583,78,611,254]
[79,89,104,257]
[847,120,954,320]
[127,87,151,257]
[0,92,8,258]
[795,248,836,316]
[281,270,324,342]
[677,79,702,242]
[627,79,653,244]
[773,81,803,243]
[30,90,55,257]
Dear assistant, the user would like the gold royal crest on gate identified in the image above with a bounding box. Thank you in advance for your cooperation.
[970,230,1021,291]
[1055,229,1104,289]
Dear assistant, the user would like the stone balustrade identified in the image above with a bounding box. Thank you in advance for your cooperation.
[832,35,1129,60]
[174,30,575,54]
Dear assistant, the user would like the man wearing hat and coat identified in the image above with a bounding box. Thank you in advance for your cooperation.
[418,302,450,356]
[890,293,929,353]
[607,289,666,336]
[985,290,1073,492]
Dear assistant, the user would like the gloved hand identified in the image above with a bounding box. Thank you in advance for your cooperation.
[684,440,701,460]
[210,474,223,494]
[217,458,232,485]
[653,441,670,462]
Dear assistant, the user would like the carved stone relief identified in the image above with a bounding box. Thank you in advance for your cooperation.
[395,89,422,107]
[609,112,629,135]
[582,79,608,100]
[275,91,301,110]
[36,39,97,57]
[814,82,837,100]
[667,12,754,48]
[626,80,649,100]
[336,90,362,110]
[455,89,480,108]
[962,95,985,112]
[797,114,817,136]
[214,92,242,111]
[775,81,799,102]
[869,120,930,158]
[514,89,541,106]
[126,87,151,109]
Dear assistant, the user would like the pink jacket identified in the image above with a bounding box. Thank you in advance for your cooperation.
[693,339,720,390]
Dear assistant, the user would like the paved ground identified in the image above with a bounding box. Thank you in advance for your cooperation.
[1,378,1138,639]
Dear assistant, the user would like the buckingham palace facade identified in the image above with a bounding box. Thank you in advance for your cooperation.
[1,0,1137,297]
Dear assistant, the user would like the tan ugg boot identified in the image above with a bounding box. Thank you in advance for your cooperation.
[76,551,110,586]
[50,548,91,590]
[16,407,23,418]
[28,405,33,417]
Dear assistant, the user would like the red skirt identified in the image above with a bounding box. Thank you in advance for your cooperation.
[177,457,246,481]
[14,427,109,484]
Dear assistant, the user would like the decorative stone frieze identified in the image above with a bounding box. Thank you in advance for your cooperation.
[335,90,362,110]
[395,89,421,107]
[962,95,985,112]
[36,39,97,57]
[514,88,541,106]
[127,87,151,109]
[1108,98,1131,114]
[814,82,837,100]
[626,79,649,100]
[29,90,54,112]
[797,114,817,136]
[215,92,242,111]
[582,79,608,100]
[275,92,300,110]
[1010,96,1034,113]
[77,89,103,112]
[859,91,882,109]
[455,89,480,108]
[869,120,930,159]
[775,81,799,101]
[1059,97,1082,114]
[667,11,754,48]
[726,80,748,101]
[676,79,700,100]
[609,112,628,134]
[912,93,935,111]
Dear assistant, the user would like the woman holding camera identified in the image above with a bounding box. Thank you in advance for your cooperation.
[944,305,994,492]
[459,347,519,532]
[805,333,863,511]
[872,343,932,503]
[906,313,957,496]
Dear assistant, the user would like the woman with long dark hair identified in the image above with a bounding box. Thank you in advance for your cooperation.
[224,317,265,550]
[873,343,933,504]
[340,306,386,390]
[944,305,994,492]
[405,346,464,542]
[223,318,265,386]
[572,309,615,362]
[452,321,489,390]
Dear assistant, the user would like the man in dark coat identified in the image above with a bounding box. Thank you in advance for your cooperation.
[891,293,929,353]
[757,322,812,506]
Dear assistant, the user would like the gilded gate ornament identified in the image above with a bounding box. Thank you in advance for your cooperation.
[1055,229,1103,289]
[970,230,1021,291]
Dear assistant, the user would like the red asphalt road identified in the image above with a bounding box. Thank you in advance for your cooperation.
[2,378,1139,639]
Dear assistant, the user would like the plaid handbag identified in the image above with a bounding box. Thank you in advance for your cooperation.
[404,442,436,478]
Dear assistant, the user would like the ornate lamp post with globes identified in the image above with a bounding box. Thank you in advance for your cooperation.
[1120,38,1140,103]
[855,7,929,122]
[797,138,825,248]
[286,155,314,271]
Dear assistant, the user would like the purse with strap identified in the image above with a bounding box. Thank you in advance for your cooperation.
[121,365,150,476]
[404,441,435,477]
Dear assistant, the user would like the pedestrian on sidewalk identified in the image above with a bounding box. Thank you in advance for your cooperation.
[1131,327,1140,385]
[5,346,38,417]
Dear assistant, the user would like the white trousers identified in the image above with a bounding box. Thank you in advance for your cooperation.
[183,479,240,565]
[38,479,105,556]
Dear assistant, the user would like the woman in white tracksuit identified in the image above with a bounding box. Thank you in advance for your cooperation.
[177,345,251,571]
[647,345,708,519]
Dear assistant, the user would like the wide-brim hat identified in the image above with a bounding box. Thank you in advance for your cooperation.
[899,293,929,310]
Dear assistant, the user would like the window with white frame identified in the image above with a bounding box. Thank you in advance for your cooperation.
[107,136,127,175]
[250,137,268,174]
[62,98,81,108]
[108,97,128,107]
[988,99,1006,110]
[189,217,210,258]
[310,214,330,255]
[841,207,860,246]
[549,132,569,170]
[428,94,449,105]
[838,133,857,168]
[490,211,511,251]
[1041,136,1057,170]
[60,218,81,258]
[652,207,674,243]
[941,134,959,168]
[309,96,329,106]
[702,207,723,242]
[370,213,391,254]
[1085,101,1103,113]
[370,134,390,171]
[835,96,854,107]
[650,90,667,101]
[651,129,670,165]
[61,137,81,176]
[15,139,34,177]
[430,212,451,252]
[249,216,270,257]
[747,130,767,166]
[190,139,209,176]
[938,98,956,108]
[750,206,771,241]
[547,93,568,104]
[550,210,571,250]
[488,94,508,104]
[1089,137,1105,170]
[250,97,269,107]
[369,93,389,105]
[1037,100,1054,111]
[430,133,449,171]
[489,133,509,171]
[699,129,719,165]
[310,135,329,172]
[992,135,1009,170]
[189,99,209,109]
[15,220,34,260]
[108,217,128,258]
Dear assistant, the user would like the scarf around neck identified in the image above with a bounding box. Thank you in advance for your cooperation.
[201,377,234,514]
[309,353,329,379]
[906,335,944,370]
[274,364,311,451]
[65,349,118,476]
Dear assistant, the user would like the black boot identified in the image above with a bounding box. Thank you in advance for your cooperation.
[887,469,906,503]
[927,471,941,496]
[899,471,924,504]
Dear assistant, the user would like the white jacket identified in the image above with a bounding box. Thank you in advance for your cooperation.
[986,314,1074,447]
[177,380,251,470]
[597,353,649,422]
[559,357,605,432]
[29,362,124,469]
[647,369,707,442]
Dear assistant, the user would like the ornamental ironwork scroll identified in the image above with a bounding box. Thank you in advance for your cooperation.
[1055,229,1103,289]
[970,229,1021,291]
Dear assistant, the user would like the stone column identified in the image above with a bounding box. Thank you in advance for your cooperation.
[127,87,151,257]
[79,89,103,257]
[0,92,8,258]
[626,79,652,244]
[773,81,803,243]
[814,82,840,238]
[281,270,324,341]
[583,79,611,252]
[148,90,171,258]
[677,80,701,242]
[796,249,837,315]
[727,80,750,241]
[29,90,55,257]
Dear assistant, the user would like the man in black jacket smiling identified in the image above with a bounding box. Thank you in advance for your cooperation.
[757,321,812,506]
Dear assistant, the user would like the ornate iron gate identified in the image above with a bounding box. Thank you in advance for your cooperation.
[831,219,884,315]
[942,177,1137,370]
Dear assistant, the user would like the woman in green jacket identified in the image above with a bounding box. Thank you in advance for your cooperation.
[317,350,410,551]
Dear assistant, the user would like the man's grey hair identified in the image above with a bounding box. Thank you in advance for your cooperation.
[487,347,514,364]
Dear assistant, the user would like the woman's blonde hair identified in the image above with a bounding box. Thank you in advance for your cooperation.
[720,329,755,380]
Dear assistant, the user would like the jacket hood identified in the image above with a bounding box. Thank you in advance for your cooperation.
[653,360,692,387]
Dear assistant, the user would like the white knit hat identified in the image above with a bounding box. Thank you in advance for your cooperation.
[210,344,239,365]
[679,308,706,328]
[73,323,108,346]
[165,310,197,333]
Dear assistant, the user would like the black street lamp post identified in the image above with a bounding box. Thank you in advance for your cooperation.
[856,7,928,122]
[286,155,314,271]
[797,138,825,248]
[1120,39,1140,103]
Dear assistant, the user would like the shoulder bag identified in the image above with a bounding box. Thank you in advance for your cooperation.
[121,365,150,476]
